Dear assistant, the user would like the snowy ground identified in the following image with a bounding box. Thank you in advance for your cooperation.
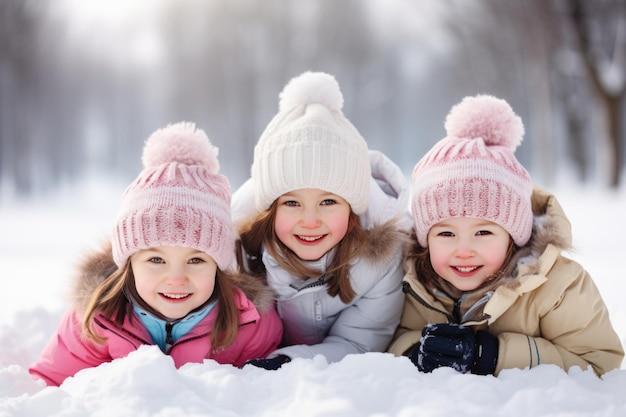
[1,178,625,417]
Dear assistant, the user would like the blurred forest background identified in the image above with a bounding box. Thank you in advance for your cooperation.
[1,0,625,202]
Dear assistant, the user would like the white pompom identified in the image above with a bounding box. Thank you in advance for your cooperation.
[278,71,344,112]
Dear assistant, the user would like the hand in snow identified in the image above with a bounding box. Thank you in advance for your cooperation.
[409,323,498,375]
[244,355,291,370]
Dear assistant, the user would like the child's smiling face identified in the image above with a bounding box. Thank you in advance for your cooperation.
[274,188,351,261]
[130,246,217,320]
[427,217,511,292]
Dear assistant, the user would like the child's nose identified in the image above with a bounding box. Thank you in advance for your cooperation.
[299,207,321,228]
[166,266,188,285]
[454,242,475,258]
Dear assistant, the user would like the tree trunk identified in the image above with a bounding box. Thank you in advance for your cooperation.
[569,0,625,187]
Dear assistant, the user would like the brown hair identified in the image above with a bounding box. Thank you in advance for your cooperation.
[406,232,517,300]
[81,259,241,350]
[236,201,367,304]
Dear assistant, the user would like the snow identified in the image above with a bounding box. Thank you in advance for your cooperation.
[1,178,626,417]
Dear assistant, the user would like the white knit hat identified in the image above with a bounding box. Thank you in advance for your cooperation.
[251,71,371,214]
[112,122,235,270]
[412,95,533,248]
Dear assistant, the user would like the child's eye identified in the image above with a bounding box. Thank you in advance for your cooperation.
[149,257,164,264]
[320,199,337,206]
[283,200,299,207]
[476,230,492,236]
[438,231,454,237]
[188,258,204,264]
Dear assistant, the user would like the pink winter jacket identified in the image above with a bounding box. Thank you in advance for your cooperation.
[29,246,283,386]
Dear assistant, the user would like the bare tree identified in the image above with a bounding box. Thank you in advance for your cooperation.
[0,0,38,196]
[566,0,626,187]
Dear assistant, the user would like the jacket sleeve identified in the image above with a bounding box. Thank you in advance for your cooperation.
[496,258,624,376]
[232,306,283,366]
[387,258,450,357]
[274,254,405,362]
[29,309,112,386]
[387,295,429,357]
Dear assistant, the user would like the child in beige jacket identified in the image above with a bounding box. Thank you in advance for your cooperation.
[388,95,623,376]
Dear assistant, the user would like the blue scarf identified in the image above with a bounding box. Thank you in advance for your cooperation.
[133,302,217,352]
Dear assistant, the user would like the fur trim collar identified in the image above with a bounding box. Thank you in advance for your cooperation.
[362,218,412,267]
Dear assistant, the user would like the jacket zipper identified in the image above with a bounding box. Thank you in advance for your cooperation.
[169,319,258,349]
[460,292,493,324]
[402,281,456,323]
[402,282,492,325]
[314,300,323,321]
[165,322,175,354]
[288,277,326,321]
[452,299,462,323]
[290,275,326,292]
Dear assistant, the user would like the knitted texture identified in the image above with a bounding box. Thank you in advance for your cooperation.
[112,122,234,270]
[412,95,533,247]
[251,71,371,214]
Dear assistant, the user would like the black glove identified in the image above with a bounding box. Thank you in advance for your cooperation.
[244,355,291,370]
[409,323,498,375]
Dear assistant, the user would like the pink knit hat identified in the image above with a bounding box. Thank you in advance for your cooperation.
[112,122,235,270]
[411,95,533,247]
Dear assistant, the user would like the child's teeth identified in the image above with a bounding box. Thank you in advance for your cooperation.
[299,235,322,241]
[164,293,189,299]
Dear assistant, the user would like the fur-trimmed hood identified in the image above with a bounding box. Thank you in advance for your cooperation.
[230,151,411,362]
[69,242,277,316]
[402,185,576,323]
[33,244,284,387]
[390,186,624,376]
[409,185,571,325]
[353,217,412,268]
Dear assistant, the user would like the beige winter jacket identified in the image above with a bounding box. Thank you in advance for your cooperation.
[388,186,624,376]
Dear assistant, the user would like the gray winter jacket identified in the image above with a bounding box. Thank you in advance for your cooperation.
[232,150,412,362]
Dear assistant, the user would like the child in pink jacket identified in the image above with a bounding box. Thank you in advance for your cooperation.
[29,122,283,386]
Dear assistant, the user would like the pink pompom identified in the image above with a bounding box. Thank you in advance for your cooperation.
[142,122,220,173]
[279,71,344,112]
[444,95,524,151]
